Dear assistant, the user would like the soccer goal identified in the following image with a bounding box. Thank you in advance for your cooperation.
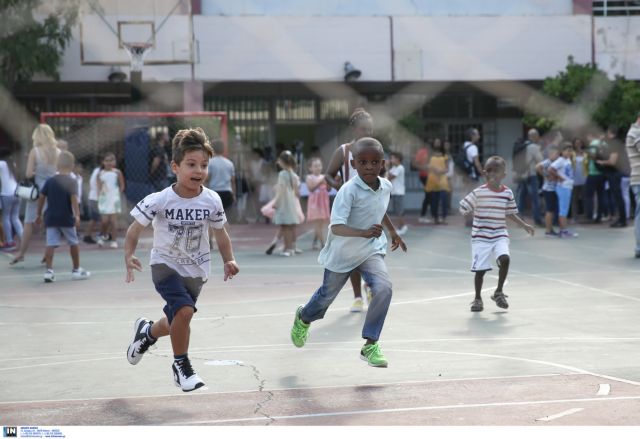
[40,111,228,204]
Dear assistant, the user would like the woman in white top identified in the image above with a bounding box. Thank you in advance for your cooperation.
[10,124,60,265]
[0,150,23,250]
[324,108,374,312]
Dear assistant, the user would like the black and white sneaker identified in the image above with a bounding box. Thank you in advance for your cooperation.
[126,318,155,365]
[172,357,205,392]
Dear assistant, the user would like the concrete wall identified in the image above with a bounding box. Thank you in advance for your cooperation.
[60,14,592,83]
[594,16,640,80]
[201,0,574,17]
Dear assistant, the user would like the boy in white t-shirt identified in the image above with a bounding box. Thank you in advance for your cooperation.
[550,142,578,238]
[459,156,534,313]
[124,128,240,392]
[387,151,408,235]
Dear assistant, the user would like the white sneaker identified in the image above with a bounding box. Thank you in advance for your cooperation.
[398,225,409,236]
[71,268,91,280]
[109,241,118,249]
[44,269,55,283]
[127,318,155,365]
[97,238,105,247]
[418,217,432,224]
[172,358,205,392]
[350,298,364,313]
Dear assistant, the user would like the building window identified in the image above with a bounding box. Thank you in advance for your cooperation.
[275,98,316,121]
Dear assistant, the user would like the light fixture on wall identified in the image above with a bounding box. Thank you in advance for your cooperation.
[344,61,361,82]
[108,66,127,83]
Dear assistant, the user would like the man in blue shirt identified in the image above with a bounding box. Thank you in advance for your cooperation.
[290,137,406,368]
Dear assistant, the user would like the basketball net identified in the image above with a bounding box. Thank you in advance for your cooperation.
[123,43,152,72]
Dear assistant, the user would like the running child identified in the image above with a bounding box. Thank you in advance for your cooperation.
[97,152,125,248]
[290,137,407,368]
[305,157,330,250]
[35,151,91,282]
[124,128,240,392]
[459,156,534,312]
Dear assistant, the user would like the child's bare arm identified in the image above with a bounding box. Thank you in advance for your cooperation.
[117,169,126,192]
[507,214,534,236]
[211,226,240,281]
[124,221,145,282]
[71,194,80,227]
[382,213,407,252]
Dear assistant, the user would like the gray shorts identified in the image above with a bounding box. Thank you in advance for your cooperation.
[387,194,405,217]
[24,199,47,224]
[46,226,79,247]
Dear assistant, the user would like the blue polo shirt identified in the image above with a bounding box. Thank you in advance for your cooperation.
[318,175,392,273]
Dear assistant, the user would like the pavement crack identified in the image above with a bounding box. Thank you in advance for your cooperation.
[240,362,275,425]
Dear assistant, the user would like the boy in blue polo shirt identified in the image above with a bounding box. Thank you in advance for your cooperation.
[290,137,407,367]
[35,150,90,282]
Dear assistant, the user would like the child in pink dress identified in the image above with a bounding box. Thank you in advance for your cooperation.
[305,157,330,249]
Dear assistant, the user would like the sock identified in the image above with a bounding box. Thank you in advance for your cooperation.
[174,354,187,362]
[145,324,157,343]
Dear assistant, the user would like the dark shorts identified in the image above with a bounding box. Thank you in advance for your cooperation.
[88,200,101,222]
[216,191,234,211]
[151,264,205,324]
[543,190,558,213]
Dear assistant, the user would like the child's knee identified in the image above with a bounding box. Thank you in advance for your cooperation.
[497,255,510,267]
[370,278,393,300]
[174,305,194,320]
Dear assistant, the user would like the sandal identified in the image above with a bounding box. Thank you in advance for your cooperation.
[9,256,24,266]
[470,298,483,312]
[491,291,509,309]
[265,243,276,255]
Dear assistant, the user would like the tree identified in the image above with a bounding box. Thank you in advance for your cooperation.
[523,56,640,133]
[0,0,79,90]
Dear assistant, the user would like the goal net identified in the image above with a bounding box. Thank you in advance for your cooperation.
[40,111,228,205]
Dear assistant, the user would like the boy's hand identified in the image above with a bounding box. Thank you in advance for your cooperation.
[74,215,80,228]
[34,215,42,227]
[523,223,535,236]
[223,260,240,281]
[390,233,407,252]
[459,206,472,216]
[125,255,142,283]
[361,224,383,239]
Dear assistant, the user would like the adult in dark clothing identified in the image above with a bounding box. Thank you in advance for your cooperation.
[599,126,630,227]
[149,132,170,191]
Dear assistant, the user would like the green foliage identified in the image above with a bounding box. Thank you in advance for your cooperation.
[0,0,79,90]
[524,56,640,132]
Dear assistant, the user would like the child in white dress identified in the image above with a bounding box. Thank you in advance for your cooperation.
[97,152,125,248]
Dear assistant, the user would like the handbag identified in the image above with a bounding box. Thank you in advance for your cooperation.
[15,179,39,201]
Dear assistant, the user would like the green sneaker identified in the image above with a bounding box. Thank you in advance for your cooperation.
[291,306,310,348]
[360,342,388,368]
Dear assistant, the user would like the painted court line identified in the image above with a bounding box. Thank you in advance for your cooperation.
[0,372,586,406]
[535,407,584,422]
[179,395,640,425]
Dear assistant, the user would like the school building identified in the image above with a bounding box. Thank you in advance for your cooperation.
[9,0,640,206]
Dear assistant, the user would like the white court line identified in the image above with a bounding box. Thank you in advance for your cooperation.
[535,407,584,422]
[179,396,640,425]
[0,372,581,405]
[3,337,640,363]
[511,269,640,303]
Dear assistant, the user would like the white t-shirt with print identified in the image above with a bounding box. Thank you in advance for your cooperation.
[551,156,574,189]
[388,164,405,195]
[130,185,227,280]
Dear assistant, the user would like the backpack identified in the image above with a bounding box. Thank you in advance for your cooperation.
[454,143,473,175]
[512,138,530,175]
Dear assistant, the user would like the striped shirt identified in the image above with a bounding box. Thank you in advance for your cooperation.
[626,122,640,185]
[460,184,518,242]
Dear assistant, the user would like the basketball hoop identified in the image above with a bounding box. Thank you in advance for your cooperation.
[123,43,153,72]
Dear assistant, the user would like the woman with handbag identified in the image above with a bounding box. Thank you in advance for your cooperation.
[10,124,60,265]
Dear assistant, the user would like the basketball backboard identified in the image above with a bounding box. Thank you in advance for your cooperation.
[80,0,196,66]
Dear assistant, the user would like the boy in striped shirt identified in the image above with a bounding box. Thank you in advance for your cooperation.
[459,156,534,312]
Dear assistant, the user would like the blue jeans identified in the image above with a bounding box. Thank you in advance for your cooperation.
[631,185,640,254]
[516,176,542,224]
[0,195,23,243]
[300,254,392,341]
